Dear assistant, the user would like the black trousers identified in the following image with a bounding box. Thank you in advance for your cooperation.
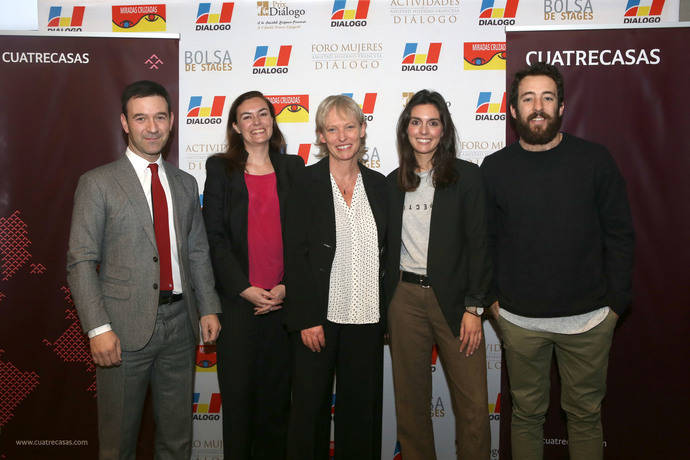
[216,303,291,460]
[287,321,383,460]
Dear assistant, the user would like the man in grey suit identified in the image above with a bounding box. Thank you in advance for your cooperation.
[67,80,221,459]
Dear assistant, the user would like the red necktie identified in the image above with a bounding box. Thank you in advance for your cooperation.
[148,163,174,291]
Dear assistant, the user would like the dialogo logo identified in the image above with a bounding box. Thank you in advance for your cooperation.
[402,42,441,71]
[624,0,665,23]
[475,92,506,120]
[392,441,402,460]
[478,0,518,26]
[296,144,312,164]
[187,96,226,125]
[112,4,166,32]
[331,0,370,27]
[193,392,222,420]
[195,2,234,30]
[266,95,309,123]
[464,42,506,70]
[253,45,292,74]
[341,92,376,121]
[47,6,85,31]
[489,392,501,421]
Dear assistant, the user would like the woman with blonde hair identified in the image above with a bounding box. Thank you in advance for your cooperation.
[285,95,388,460]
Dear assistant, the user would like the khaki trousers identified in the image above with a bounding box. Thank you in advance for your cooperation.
[497,311,617,460]
[388,281,490,460]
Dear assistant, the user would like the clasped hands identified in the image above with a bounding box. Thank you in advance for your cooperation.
[241,284,285,316]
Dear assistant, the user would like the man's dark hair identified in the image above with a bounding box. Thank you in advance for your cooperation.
[509,62,564,110]
[121,80,171,117]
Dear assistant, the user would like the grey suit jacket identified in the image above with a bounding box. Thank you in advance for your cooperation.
[66,155,221,351]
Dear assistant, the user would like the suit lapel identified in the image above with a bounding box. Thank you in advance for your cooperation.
[360,165,386,247]
[113,156,157,250]
[390,178,405,258]
[314,157,336,245]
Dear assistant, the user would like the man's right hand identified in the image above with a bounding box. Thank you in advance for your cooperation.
[490,301,500,320]
[90,331,122,367]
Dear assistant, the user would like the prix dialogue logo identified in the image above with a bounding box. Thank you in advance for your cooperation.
[265,94,309,123]
[330,0,370,28]
[112,4,166,32]
[193,392,222,420]
[187,96,226,125]
[624,0,665,23]
[256,1,307,30]
[475,92,506,121]
[464,42,506,70]
[253,45,292,74]
[544,0,594,21]
[478,0,518,26]
[47,6,85,31]
[342,92,376,121]
[402,42,441,72]
[195,2,234,31]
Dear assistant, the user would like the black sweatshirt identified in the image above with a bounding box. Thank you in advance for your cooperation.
[480,133,634,317]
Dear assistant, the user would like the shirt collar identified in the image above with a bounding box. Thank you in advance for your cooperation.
[125,147,163,173]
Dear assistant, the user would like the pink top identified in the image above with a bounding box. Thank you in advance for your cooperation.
[245,172,283,290]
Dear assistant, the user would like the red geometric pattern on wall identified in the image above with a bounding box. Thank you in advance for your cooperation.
[43,286,96,396]
[0,210,31,281]
[0,350,40,426]
[29,263,47,275]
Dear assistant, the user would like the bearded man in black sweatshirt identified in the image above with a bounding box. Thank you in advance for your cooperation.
[481,62,634,460]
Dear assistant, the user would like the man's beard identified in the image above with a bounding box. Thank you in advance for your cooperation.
[513,109,562,145]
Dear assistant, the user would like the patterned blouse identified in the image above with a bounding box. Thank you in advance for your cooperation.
[326,173,379,324]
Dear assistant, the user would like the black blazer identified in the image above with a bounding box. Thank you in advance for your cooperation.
[384,159,491,336]
[285,157,388,332]
[202,151,305,310]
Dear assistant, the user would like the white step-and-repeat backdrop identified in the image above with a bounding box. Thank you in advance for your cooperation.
[33,1,680,458]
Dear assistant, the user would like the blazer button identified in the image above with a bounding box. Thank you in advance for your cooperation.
[153,256,158,262]
[153,283,158,290]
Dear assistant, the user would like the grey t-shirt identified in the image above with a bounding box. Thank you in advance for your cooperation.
[400,170,434,275]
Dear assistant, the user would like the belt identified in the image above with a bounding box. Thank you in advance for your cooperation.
[159,291,183,305]
[401,271,431,288]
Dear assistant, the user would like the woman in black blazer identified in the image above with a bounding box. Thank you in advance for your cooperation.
[285,95,387,460]
[385,90,491,460]
[202,91,304,460]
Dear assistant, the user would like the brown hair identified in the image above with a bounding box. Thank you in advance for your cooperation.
[218,90,286,173]
[396,89,458,191]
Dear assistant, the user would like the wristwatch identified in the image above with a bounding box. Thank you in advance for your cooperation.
[465,306,484,317]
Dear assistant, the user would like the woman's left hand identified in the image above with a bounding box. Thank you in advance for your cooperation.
[459,313,482,357]
[268,284,286,302]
